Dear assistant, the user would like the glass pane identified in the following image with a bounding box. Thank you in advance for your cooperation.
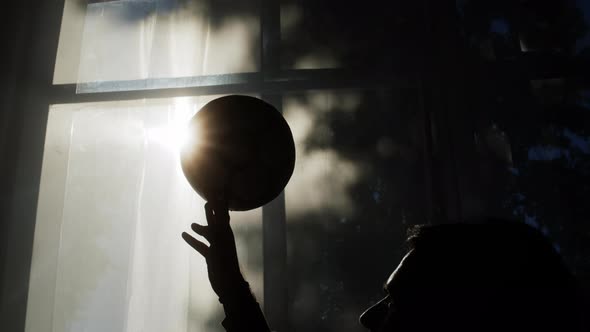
[283,89,428,331]
[280,1,415,70]
[26,97,263,332]
[54,0,260,84]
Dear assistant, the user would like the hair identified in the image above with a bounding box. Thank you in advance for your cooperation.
[401,220,585,332]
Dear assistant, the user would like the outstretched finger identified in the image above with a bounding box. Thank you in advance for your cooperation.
[191,223,210,240]
[182,232,209,258]
[211,199,230,225]
[205,202,215,226]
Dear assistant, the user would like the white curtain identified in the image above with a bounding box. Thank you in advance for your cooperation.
[26,100,209,332]
[74,0,259,87]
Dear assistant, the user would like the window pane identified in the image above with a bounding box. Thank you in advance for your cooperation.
[283,89,428,331]
[54,0,260,84]
[280,1,418,70]
[26,97,263,332]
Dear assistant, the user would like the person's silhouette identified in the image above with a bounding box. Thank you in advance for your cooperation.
[359,221,584,332]
[183,204,584,332]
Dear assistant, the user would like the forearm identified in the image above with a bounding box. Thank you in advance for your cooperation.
[220,280,271,332]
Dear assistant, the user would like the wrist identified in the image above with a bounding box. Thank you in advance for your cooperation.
[218,279,252,305]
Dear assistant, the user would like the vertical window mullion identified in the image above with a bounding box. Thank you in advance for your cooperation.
[261,0,288,330]
[261,93,289,332]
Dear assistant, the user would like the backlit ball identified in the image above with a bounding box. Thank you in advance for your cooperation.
[180,95,296,211]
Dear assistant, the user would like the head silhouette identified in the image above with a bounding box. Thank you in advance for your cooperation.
[359,221,583,332]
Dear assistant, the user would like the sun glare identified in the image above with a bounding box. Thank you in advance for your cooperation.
[147,97,196,153]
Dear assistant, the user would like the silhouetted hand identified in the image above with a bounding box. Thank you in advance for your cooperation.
[182,201,246,301]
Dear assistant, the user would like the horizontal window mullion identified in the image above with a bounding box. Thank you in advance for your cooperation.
[48,70,415,104]
[48,81,263,104]
[75,73,263,94]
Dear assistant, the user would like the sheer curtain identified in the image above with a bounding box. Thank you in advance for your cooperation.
[70,0,259,87]
[26,1,262,332]
[27,100,221,332]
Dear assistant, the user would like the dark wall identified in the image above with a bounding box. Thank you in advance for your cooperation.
[0,1,65,330]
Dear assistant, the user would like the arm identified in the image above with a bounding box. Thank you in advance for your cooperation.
[182,201,271,332]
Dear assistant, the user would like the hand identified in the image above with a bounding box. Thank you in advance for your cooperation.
[182,201,246,300]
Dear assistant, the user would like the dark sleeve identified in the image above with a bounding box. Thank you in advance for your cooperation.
[219,281,271,332]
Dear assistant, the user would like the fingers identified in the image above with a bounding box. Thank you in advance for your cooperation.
[191,223,210,240]
[182,232,209,258]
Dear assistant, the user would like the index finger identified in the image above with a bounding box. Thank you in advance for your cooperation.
[205,202,215,226]
[210,199,230,225]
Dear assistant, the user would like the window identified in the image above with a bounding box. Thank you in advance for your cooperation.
[23,1,428,332]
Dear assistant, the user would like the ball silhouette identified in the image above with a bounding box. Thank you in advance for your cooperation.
[180,95,296,211]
